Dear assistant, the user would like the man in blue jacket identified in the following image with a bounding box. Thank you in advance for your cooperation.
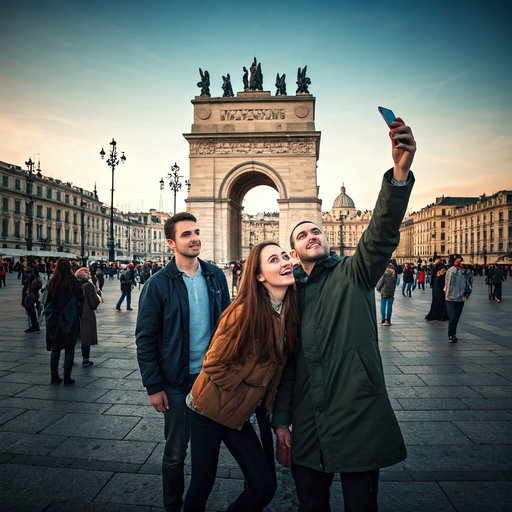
[272,117,416,511]
[135,212,230,512]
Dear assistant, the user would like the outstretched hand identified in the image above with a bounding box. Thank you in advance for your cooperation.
[390,117,416,181]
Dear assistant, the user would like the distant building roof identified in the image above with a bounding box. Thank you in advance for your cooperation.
[435,196,478,206]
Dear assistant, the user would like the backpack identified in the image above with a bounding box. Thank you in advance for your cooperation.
[120,270,129,283]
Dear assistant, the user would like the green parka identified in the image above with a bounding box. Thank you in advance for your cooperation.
[271,170,413,473]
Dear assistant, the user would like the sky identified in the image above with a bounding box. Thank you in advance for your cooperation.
[1,0,511,217]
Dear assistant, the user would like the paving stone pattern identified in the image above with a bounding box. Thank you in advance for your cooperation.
[0,271,511,511]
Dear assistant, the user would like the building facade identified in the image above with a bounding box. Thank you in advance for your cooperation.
[395,192,512,264]
[0,160,169,263]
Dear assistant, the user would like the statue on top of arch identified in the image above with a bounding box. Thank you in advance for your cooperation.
[296,65,311,94]
[243,58,263,91]
[197,68,211,97]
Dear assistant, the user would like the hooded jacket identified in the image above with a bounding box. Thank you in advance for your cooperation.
[271,169,413,473]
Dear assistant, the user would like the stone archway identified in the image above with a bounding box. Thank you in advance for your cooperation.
[184,90,322,262]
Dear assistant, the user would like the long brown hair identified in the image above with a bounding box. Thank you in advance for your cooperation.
[214,241,300,363]
[46,258,78,297]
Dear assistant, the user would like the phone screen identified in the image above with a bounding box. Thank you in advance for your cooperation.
[378,106,396,127]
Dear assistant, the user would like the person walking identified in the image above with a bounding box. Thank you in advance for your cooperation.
[0,264,6,287]
[444,254,473,343]
[116,263,136,311]
[44,258,84,385]
[493,265,504,302]
[183,241,299,512]
[135,212,231,512]
[272,115,415,511]
[76,267,100,366]
[376,262,397,326]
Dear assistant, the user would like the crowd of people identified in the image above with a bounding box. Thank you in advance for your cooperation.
[375,256,508,343]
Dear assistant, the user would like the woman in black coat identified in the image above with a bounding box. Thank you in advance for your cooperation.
[44,258,84,385]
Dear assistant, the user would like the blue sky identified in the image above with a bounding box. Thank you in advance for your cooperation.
[1,0,511,217]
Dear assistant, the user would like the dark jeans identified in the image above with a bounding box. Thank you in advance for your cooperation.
[162,381,195,512]
[291,463,379,512]
[183,410,276,512]
[116,289,132,309]
[446,300,465,337]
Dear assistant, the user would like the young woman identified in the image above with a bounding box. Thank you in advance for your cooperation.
[183,241,300,512]
[44,258,84,385]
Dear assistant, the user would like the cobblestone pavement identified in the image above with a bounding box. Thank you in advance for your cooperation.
[0,270,511,511]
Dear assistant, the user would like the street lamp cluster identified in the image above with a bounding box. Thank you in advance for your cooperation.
[160,162,190,215]
[100,139,126,262]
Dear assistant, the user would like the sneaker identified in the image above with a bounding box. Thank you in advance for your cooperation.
[496,299,501,302]
[82,360,94,367]
[449,336,458,343]
[25,327,40,333]
[383,321,391,326]
[127,308,133,311]
[116,308,121,312]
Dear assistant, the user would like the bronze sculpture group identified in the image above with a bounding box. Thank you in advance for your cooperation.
[196,59,311,97]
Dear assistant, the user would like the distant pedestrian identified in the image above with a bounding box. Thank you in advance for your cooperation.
[493,266,504,302]
[444,254,473,343]
[44,258,84,385]
[425,256,449,321]
[116,263,136,311]
[417,266,426,292]
[0,265,6,287]
[402,263,414,297]
[21,267,42,332]
[76,267,100,366]
[376,262,397,326]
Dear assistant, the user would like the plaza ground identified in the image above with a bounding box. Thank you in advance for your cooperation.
[0,270,511,511]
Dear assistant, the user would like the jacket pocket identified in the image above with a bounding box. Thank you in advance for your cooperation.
[351,349,382,396]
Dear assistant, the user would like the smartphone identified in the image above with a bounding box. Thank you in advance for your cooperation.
[378,106,396,127]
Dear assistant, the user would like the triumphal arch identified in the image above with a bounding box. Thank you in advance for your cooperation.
[183,66,322,262]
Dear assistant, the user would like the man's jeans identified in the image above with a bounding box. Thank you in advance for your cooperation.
[162,380,194,512]
[446,301,465,337]
[291,463,379,512]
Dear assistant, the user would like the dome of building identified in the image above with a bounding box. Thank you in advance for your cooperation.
[332,184,356,209]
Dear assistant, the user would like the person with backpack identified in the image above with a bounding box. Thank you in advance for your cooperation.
[116,263,136,311]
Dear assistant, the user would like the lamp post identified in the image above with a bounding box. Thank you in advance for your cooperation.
[80,199,87,267]
[25,158,35,251]
[339,214,346,256]
[160,162,182,215]
[100,139,126,262]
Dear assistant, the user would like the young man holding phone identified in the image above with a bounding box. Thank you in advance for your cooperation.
[272,112,416,511]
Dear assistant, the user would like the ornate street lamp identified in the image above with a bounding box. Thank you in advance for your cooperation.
[160,162,183,215]
[100,139,126,262]
[25,158,35,251]
[81,199,87,267]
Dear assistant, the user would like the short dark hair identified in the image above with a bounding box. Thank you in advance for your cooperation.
[164,212,197,241]
[289,220,317,250]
